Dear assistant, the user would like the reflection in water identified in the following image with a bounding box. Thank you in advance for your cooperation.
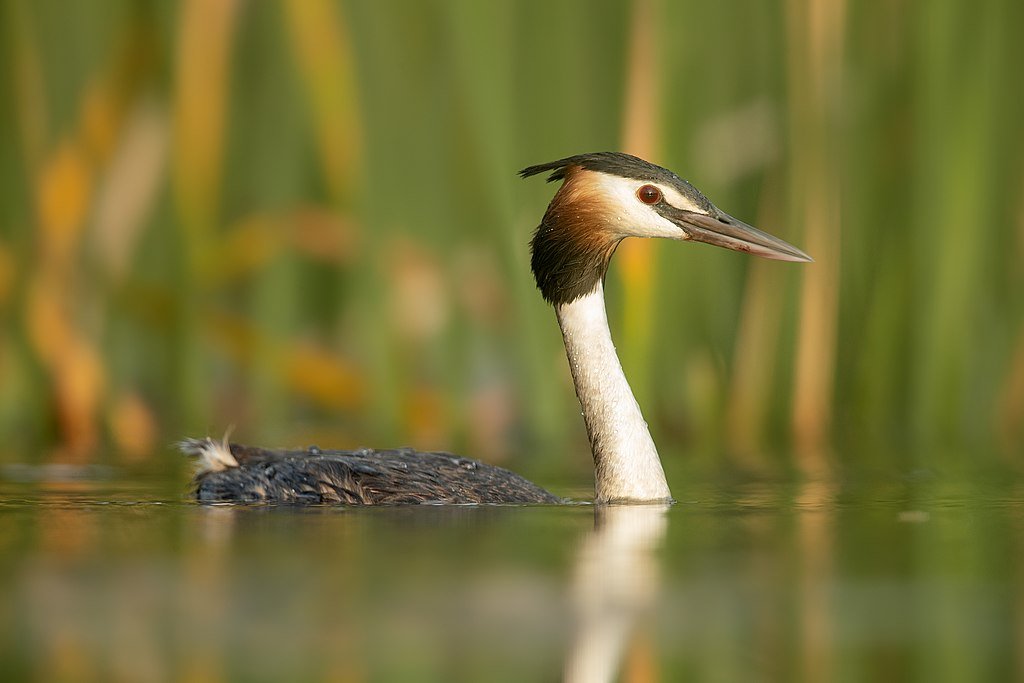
[795,479,837,683]
[4,476,1024,680]
[184,505,238,683]
[565,504,669,683]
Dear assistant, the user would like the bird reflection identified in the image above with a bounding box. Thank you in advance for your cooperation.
[187,503,671,681]
[565,503,670,683]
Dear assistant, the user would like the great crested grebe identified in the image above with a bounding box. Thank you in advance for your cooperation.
[182,152,810,504]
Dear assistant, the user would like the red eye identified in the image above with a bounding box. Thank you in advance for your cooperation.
[637,184,661,204]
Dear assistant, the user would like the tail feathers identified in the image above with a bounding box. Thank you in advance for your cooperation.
[179,436,239,475]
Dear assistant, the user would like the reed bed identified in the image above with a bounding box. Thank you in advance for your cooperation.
[1,0,1021,481]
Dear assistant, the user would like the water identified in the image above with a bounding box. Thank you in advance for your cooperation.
[0,468,1021,682]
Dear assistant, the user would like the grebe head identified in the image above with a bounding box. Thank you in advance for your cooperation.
[521,152,811,305]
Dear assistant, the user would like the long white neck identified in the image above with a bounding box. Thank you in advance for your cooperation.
[555,282,671,503]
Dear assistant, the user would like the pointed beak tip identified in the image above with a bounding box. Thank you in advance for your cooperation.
[790,251,814,264]
[760,250,813,264]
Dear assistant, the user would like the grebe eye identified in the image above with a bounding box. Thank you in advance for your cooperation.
[637,184,661,204]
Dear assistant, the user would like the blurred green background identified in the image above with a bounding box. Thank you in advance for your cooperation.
[1,0,1022,484]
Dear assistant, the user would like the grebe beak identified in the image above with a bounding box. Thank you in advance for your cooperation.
[666,207,812,263]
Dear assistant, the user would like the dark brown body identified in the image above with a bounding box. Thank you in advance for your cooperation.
[191,443,560,505]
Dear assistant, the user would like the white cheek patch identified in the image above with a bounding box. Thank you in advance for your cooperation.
[659,183,704,213]
[584,172,701,239]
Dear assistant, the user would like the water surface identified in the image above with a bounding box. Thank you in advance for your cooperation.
[0,467,1021,682]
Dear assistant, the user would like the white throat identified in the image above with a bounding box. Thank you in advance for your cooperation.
[555,282,671,503]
